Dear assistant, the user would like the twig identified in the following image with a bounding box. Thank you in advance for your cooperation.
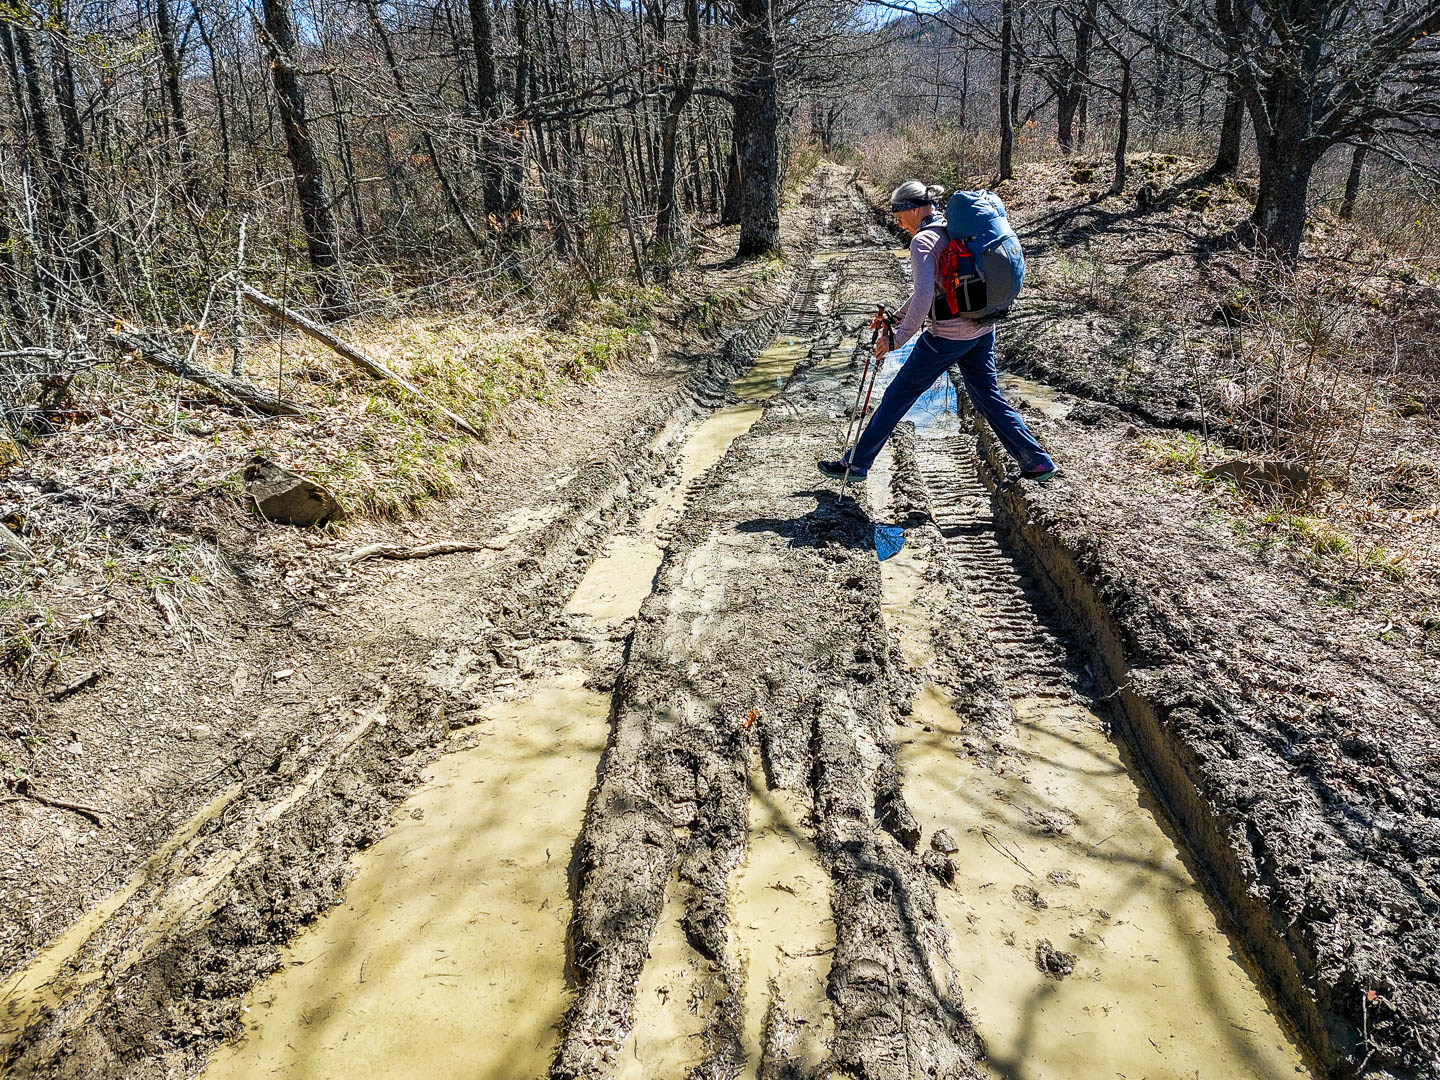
[338,539,506,565]
[979,826,1034,877]
[8,780,107,827]
[50,668,101,702]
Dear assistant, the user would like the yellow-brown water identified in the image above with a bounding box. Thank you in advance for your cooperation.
[998,373,1072,421]
[730,769,833,1078]
[567,404,760,625]
[878,545,1311,1080]
[615,876,711,1080]
[731,340,808,400]
[202,673,609,1079]
[570,338,802,625]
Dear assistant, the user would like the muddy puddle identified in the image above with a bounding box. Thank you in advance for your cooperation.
[567,402,761,625]
[0,783,242,1053]
[997,374,1072,420]
[618,767,834,1080]
[203,671,609,1080]
[569,336,802,625]
[615,875,710,1079]
[730,770,833,1077]
[731,339,808,400]
[876,527,1311,1080]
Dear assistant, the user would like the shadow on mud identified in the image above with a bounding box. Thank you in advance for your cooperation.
[736,490,881,549]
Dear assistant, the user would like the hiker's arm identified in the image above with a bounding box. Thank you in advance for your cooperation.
[892,239,934,350]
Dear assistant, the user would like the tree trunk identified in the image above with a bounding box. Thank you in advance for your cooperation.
[998,0,1014,180]
[733,0,779,257]
[1339,144,1367,221]
[259,0,353,319]
[1110,59,1131,195]
[362,0,481,246]
[154,0,196,194]
[655,0,699,247]
[1251,133,1321,262]
[45,7,104,288]
[192,1,233,205]
[721,130,743,225]
[466,0,504,219]
[1209,85,1245,177]
[1057,94,1079,154]
[507,0,530,219]
[10,25,71,280]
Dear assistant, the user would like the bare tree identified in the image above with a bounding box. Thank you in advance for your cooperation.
[258,0,353,318]
[1187,0,1440,261]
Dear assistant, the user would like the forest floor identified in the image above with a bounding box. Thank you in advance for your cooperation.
[0,161,1436,1080]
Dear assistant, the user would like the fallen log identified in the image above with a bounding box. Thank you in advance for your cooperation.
[337,538,504,565]
[237,282,482,439]
[109,330,303,416]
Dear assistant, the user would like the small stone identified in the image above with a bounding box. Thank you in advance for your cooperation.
[930,829,959,855]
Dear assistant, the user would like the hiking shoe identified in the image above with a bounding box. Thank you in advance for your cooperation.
[1021,463,1059,483]
[818,458,867,483]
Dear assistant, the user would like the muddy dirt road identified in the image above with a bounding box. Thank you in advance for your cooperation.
[3,170,1314,1080]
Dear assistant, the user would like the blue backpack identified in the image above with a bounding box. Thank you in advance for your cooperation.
[930,190,1025,323]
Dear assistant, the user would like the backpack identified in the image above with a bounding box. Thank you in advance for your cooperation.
[929,190,1025,324]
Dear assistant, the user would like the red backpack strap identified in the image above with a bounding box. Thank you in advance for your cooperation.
[937,238,973,313]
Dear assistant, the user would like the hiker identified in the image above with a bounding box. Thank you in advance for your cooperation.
[818,180,1057,484]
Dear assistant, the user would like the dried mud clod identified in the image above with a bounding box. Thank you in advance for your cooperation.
[1034,939,1076,981]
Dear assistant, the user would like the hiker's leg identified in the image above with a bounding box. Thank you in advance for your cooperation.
[848,333,957,470]
[957,334,1055,472]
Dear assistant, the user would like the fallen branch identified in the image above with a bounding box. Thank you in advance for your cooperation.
[8,779,107,827]
[109,330,303,416]
[237,282,482,439]
[338,539,504,565]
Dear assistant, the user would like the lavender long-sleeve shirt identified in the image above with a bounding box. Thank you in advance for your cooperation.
[890,215,991,350]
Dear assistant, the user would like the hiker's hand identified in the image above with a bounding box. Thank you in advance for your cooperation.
[873,337,888,361]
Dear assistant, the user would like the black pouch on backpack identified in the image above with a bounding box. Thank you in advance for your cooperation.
[931,277,987,321]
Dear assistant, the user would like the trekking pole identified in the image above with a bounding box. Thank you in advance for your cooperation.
[837,306,883,465]
[839,305,895,496]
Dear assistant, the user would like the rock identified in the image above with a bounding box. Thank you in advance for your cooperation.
[930,828,959,855]
[0,523,33,561]
[1204,457,1314,497]
[243,456,340,527]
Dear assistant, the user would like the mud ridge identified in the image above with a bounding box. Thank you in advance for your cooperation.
[553,170,987,1080]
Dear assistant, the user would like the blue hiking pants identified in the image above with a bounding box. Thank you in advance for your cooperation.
[848,330,1054,473]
